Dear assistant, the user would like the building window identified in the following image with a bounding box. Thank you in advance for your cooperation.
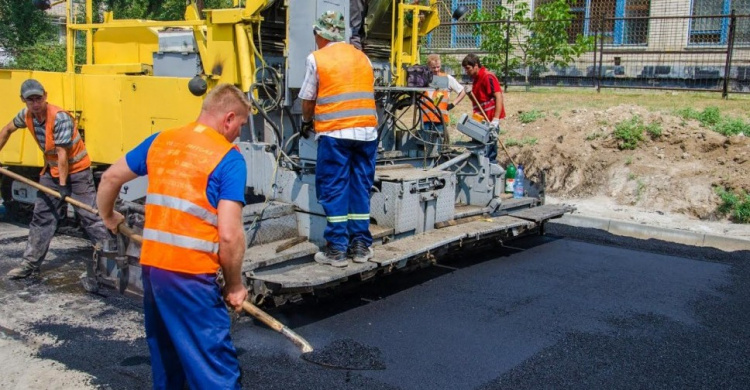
[689,0,750,45]
[451,0,482,48]
[536,0,650,46]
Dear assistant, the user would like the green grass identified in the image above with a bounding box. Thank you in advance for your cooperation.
[713,117,750,137]
[645,122,662,139]
[625,156,633,166]
[635,179,646,202]
[613,116,646,150]
[504,137,538,147]
[676,106,750,137]
[585,131,604,141]
[627,173,636,180]
[518,110,545,124]
[715,187,750,223]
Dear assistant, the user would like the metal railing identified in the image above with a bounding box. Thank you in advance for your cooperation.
[423,12,750,97]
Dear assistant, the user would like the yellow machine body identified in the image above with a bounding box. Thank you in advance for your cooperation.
[0,0,439,168]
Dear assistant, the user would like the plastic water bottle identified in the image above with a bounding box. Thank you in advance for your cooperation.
[504,164,516,193]
[513,164,525,199]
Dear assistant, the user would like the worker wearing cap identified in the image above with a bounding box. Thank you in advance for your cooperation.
[298,11,378,268]
[462,53,506,162]
[0,79,109,279]
[421,53,467,139]
[96,84,249,389]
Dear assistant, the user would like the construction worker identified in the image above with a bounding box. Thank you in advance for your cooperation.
[462,53,506,162]
[421,54,467,136]
[299,10,378,268]
[0,79,110,279]
[96,84,249,389]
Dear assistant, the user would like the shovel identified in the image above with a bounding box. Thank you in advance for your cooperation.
[0,166,313,353]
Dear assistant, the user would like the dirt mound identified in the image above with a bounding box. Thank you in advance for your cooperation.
[449,92,749,231]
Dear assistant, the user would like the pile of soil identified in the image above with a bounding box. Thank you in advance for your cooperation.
[448,91,750,238]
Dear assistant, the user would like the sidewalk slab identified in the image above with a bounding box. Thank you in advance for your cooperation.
[553,214,750,252]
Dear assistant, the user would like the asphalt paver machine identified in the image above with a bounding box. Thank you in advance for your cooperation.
[0,0,572,305]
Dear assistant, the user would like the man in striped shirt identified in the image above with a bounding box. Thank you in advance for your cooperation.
[0,79,109,279]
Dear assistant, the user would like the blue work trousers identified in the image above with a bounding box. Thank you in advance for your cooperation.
[316,136,378,251]
[142,266,242,390]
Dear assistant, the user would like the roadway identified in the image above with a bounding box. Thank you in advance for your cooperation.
[0,221,747,389]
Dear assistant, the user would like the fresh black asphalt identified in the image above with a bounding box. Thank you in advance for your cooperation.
[3,225,749,389]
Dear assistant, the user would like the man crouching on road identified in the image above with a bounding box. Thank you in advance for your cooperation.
[299,11,379,268]
[96,84,249,389]
[0,79,110,279]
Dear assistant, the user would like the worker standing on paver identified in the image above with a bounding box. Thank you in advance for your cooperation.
[422,53,467,139]
[96,84,250,389]
[299,11,378,268]
[462,53,506,162]
[0,79,110,279]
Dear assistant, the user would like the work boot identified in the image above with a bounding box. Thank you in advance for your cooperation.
[349,241,374,264]
[7,261,39,279]
[314,246,348,268]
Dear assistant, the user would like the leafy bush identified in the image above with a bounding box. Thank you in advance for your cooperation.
[519,110,544,124]
[614,116,645,150]
[645,122,662,139]
[715,187,750,223]
[675,106,749,137]
[698,106,721,126]
[713,118,750,137]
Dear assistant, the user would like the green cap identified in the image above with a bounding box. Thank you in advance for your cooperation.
[313,10,345,42]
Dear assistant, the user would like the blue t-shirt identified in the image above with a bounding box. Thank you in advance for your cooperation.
[125,133,247,208]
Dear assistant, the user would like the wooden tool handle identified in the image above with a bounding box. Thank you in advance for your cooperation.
[242,301,314,353]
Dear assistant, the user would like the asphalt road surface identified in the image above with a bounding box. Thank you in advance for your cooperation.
[0,221,748,389]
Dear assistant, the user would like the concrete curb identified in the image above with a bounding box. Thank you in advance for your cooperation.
[551,214,750,252]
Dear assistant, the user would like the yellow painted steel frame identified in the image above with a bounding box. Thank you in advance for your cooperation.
[390,0,440,86]
[0,0,269,168]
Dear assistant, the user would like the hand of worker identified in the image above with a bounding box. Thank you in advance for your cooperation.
[300,119,314,139]
[101,210,125,235]
[490,118,500,130]
[223,283,248,313]
[447,103,455,111]
[58,182,72,200]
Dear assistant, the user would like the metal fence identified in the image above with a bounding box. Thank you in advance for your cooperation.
[424,12,750,97]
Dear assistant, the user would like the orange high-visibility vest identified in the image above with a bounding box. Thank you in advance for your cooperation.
[313,43,377,132]
[422,72,450,124]
[140,123,237,274]
[26,104,90,177]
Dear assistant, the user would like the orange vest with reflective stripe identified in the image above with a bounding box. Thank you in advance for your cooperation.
[26,104,90,177]
[422,72,450,124]
[140,123,237,274]
[313,43,377,132]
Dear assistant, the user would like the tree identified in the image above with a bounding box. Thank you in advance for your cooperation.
[469,0,594,86]
[0,0,55,56]
[91,0,233,22]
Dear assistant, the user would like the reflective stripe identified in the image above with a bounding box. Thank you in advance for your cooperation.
[146,194,218,226]
[143,228,219,254]
[348,213,370,220]
[47,149,89,166]
[326,215,348,223]
[316,108,377,122]
[69,149,88,163]
[42,136,82,156]
[317,92,375,105]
